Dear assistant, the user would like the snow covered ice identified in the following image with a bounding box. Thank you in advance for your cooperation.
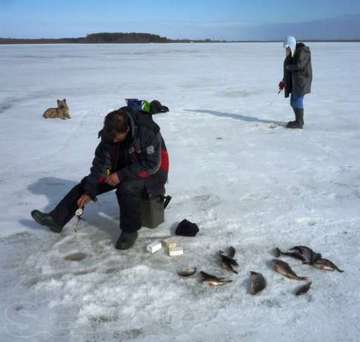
[0,43,360,341]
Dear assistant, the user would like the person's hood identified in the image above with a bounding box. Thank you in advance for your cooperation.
[284,36,296,56]
[295,42,310,55]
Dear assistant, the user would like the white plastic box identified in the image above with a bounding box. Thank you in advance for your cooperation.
[146,241,162,254]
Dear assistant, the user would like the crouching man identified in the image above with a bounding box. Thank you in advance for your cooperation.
[31,100,169,250]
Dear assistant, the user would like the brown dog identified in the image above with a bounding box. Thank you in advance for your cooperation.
[43,99,71,119]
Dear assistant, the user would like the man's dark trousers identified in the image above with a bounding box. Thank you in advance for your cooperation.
[49,178,146,233]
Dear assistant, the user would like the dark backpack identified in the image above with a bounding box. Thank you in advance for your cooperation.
[125,98,169,115]
[122,98,169,134]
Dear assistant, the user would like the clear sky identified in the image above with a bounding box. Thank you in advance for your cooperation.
[1,0,360,40]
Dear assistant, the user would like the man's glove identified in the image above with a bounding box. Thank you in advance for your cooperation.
[278,81,286,90]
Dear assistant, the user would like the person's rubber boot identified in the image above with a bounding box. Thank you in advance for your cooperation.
[287,108,304,129]
[31,210,63,233]
[115,231,138,250]
[297,108,304,128]
[286,108,297,128]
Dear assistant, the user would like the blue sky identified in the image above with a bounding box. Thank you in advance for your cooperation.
[1,0,360,39]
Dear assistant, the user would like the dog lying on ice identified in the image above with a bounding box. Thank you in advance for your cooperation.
[43,99,71,119]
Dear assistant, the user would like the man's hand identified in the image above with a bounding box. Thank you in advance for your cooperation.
[105,172,120,187]
[77,194,92,209]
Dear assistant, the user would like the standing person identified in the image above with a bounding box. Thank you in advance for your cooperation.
[279,36,312,129]
[31,100,170,250]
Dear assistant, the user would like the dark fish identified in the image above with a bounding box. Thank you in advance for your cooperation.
[219,250,238,274]
[200,271,232,287]
[177,267,197,277]
[274,246,321,264]
[295,282,312,296]
[312,258,344,273]
[288,246,322,264]
[273,247,304,261]
[272,259,308,281]
[273,248,302,260]
[249,271,266,295]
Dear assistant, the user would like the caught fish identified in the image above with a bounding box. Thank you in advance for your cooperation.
[312,258,344,273]
[249,271,266,295]
[200,271,232,287]
[274,246,321,264]
[295,282,312,296]
[288,246,322,264]
[272,259,308,281]
[177,267,197,277]
[219,247,238,274]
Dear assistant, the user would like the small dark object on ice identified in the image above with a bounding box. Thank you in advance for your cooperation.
[272,259,308,281]
[249,271,266,295]
[295,282,312,296]
[175,219,199,237]
[200,271,232,287]
[219,247,238,274]
[312,258,344,273]
[177,267,197,277]
[273,246,321,264]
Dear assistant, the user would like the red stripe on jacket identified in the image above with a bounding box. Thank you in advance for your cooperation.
[137,148,169,178]
[160,149,169,173]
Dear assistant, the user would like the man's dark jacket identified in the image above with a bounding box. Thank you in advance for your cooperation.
[83,108,169,199]
[283,42,313,98]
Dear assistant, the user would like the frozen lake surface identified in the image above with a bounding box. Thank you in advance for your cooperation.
[0,43,359,341]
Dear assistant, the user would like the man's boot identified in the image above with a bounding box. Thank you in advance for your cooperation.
[31,210,63,233]
[115,231,138,250]
[286,108,304,129]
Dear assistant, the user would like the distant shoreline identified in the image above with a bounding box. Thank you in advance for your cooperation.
[0,32,224,45]
[1,40,359,45]
[0,32,359,45]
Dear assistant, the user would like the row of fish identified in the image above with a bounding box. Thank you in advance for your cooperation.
[177,245,343,296]
[271,245,344,295]
[273,246,344,272]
